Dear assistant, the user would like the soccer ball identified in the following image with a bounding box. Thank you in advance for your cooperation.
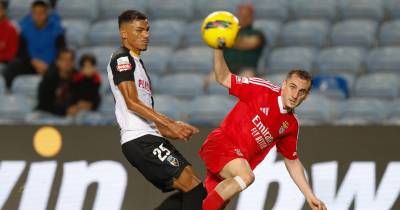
[201,11,240,49]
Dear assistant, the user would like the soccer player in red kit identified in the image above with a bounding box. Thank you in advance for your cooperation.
[199,49,327,210]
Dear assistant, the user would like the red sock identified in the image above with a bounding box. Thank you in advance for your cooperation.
[202,189,225,210]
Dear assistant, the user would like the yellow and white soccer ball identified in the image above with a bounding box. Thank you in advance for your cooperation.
[201,11,240,49]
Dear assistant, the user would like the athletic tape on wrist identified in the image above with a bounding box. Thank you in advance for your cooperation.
[234,176,247,190]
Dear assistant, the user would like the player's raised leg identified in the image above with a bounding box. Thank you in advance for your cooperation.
[203,158,255,210]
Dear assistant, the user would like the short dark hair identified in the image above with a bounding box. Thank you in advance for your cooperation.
[79,54,97,67]
[286,69,312,89]
[118,10,147,28]
[0,1,7,10]
[31,0,48,9]
[57,48,75,60]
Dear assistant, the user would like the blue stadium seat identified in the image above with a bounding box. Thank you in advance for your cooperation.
[385,99,400,125]
[99,93,115,114]
[290,0,337,21]
[0,94,31,123]
[88,20,120,46]
[56,0,98,20]
[262,74,285,87]
[194,0,241,19]
[149,20,185,48]
[366,47,400,73]
[182,20,203,47]
[0,76,4,95]
[334,98,389,125]
[207,79,227,95]
[187,95,235,126]
[100,73,111,95]
[312,74,350,100]
[296,94,334,125]
[385,0,400,19]
[77,46,115,72]
[147,73,159,93]
[253,20,282,47]
[250,0,289,20]
[268,47,316,73]
[169,47,212,74]
[153,95,188,120]
[316,47,366,74]
[141,47,173,75]
[74,110,116,125]
[8,0,33,20]
[354,73,399,100]
[11,75,41,98]
[331,20,378,48]
[339,0,384,20]
[281,20,330,48]
[99,0,147,20]
[62,19,90,48]
[147,0,193,20]
[379,20,400,46]
[24,111,73,125]
[158,73,204,99]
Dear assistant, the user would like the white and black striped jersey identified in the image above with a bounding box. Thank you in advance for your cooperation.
[107,47,161,144]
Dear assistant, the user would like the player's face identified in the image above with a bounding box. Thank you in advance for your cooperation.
[281,74,311,110]
[31,6,48,28]
[121,19,150,52]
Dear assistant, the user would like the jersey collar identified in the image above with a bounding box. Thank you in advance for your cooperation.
[278,96,288,114]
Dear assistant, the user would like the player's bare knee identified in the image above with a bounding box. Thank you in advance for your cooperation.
[174,167,201,192]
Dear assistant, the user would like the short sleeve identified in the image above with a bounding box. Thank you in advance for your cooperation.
[276,128,299,160]
[229,74,280,102]
[110,54,136,85]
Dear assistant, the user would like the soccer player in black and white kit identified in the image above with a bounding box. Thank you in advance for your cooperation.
[106,10,207,210]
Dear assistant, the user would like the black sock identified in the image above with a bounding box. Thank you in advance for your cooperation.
[154,191,182,210]
[182,183,207,210]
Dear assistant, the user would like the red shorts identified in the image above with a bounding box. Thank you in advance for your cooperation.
[199,128,244,192]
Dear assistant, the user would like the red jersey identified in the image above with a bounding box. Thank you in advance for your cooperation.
[220,74,299,168]
[0,18,19,62]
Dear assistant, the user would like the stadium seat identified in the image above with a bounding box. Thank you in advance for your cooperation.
[99,94,115,114]
[0,94,32,123]
[194,0,241,19]
[267,47,316,73]
[385,99,400,125]
[169,47,212,74]
[312,74,350,100]
[149,20,185,48]
[253,20,282,47]
[296,94,334,125]
[99,0,147,20]
[379,20,400,46]
[385,0,400,19]
[0,76,4,95]
[207,79,227,95]
[88,20,120,46]
[62,19,90,48]
[281,20,330,48]
[334,98,389,125]
[100,73,111,95]
[331,20,378,48]
[77,46,116,73]
[290,0,337,21]
[187,95,235,126]
[339,0,384,20]
[141,47,173,75]
[74,110,116,125]
[153,95,187,120]
[158,73,204,99]
[24,111,74,125]
[366,47,400,73]
[8,0,33,20]
[147,73,159,93]
[182,20,204,47]
[354,73,400,100]
[56,0,98,20]
[11,75,41,98]
[147,0,193,20]
[316,47,366,74]
[250,0,289,20]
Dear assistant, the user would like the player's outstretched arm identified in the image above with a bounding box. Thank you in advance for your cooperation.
[213,49,232,89]
[284,158,327,210]
[118,81,197,141]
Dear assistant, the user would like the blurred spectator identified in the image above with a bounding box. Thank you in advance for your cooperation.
[2,0,65,91]
[36,48,76,116]
[71,54,102,112]
[0,1,19,65]
[223,3,266,77]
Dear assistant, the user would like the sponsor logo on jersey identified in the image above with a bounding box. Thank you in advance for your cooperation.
[116,56,132,72]
[279,121,289,134]
[138,79,151,92]
[251,115,274,149]
[167,155,179,167]
[260,107,269,116]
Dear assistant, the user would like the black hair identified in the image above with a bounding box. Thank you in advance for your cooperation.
[31,0,48,9]
[57,48,75,60]
[0,1,7,10]
[118,10,147,28]
[79,54,97,67]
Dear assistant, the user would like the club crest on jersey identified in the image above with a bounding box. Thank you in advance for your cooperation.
[279,121,289,134]
[167,155,179,167]
[234,148,244,157]
[260,107,269,116]
[236,76,249,84]
[116,56,132,72]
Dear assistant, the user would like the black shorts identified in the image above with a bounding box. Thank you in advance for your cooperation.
[122,134,190,192]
